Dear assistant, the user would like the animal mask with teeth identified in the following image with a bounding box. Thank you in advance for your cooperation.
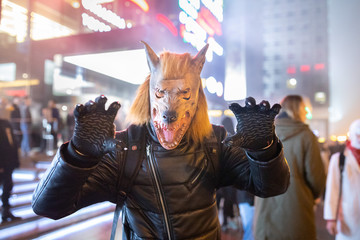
[127,42,212,150]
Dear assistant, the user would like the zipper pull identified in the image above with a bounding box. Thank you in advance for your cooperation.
[146,145,150,156]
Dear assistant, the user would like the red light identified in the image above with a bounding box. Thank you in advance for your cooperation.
[5,90,27,97]
[196,17,215,36]
[198,7,222,36]
[300,65,310,72]
[287,66,296,74]
[156,14,178,36]
[314,63,325,70]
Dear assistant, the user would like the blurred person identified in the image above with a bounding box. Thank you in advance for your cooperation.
[0,115,22,223]
[217,116,239,231]
[0,97,11,120]
[20,96,32,157]
[222,116,256,239]
[65,106,75,141]
[9,96,22,147]
[254,95,326,240]
[42,99,61,151]
[324,119,360,239]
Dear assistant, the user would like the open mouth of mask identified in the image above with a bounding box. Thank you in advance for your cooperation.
[152,111,191,150]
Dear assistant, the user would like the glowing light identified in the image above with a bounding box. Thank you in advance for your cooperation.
[318,137,326,143]
[208,110,222,117]
[82,13,111,32]
[198,7,222,35]
[216,81,223,97]
[330,135,337,142]
[315,92,326,104]
[201,0,223,22]
[300,65,310,72]
[224,61,246,101]
[130,0,149,12]
[82,0,126,29]
[205,76,217,94]
[223,109,234,116]
[178,0,223,60]
[337,136,347,142]
[0,79,39,88]
[179,0,198,19]
[287,78,297,89]
[207,37,223,55]
[287,66,296,74]
[314,63,325,70]
[305,106,312,120]
[63,49,148,85]
[0,63,16,82]
[204,76,223,97]
[156,14,178,36]
[72,1,81,8]
[0,0,74,42]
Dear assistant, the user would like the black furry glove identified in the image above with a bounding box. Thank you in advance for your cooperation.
[71,95,121,158]
[224,97,281,151]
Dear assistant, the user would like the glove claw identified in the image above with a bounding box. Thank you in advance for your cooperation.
[229,103,242,114]
[108,101,121,115]
[95,95,108,111]
[271,103,282,114]
[245,97,256,107]
[260,100,270,111]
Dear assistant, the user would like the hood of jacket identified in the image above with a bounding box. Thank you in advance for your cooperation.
[275,112,309,142]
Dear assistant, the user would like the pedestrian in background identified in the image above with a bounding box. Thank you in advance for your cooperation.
[254,95,326,240]
[217,116,239,231]
[324,119,360,239]
[20,96,32,157]
[9,96,22,147]
[0,112,22,223]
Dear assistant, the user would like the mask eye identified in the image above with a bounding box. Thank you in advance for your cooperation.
[182,89,191,100]
[155,89,165,98]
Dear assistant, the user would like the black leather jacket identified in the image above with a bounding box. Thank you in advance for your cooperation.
[32,124,289,239]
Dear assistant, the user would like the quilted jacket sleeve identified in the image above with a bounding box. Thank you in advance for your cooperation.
[32,142,121,220]
[219,132,290,198]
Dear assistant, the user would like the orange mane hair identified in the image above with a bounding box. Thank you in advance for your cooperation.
[126,51,212,144]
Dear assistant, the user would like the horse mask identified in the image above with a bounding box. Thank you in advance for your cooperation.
[143,42,209,150]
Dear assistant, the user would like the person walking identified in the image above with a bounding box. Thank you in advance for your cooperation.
[9,96,22,147]
[20,96,32,157]
[324,119,360,240]
[254,95,326,240]
[0,113,22,222]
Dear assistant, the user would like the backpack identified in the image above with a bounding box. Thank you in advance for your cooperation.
[110,124,222,240]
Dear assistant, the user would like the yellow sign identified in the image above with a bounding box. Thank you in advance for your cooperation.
[0,79,40,88]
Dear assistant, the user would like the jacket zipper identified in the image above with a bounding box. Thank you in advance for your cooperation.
[146,145,172,240]
[191,158,207,185]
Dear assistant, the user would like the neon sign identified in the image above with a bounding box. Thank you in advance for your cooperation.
[178,0,223,62]
[81,0,126,31]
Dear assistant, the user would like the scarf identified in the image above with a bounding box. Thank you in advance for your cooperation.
[347,140,360,166]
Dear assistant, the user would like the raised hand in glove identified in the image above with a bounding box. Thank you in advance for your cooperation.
[224,97,281,151]
[71,95,121,158]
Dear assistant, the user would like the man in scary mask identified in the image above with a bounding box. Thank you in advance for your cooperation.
[32,43,290,239]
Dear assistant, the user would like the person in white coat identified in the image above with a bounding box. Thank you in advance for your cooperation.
[324,119,360,240]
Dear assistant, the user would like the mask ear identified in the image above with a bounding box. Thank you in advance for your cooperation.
[141,41,159,73]
[192,44,209,74]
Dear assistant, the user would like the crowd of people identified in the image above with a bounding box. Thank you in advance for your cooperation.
[0,94,359,240]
